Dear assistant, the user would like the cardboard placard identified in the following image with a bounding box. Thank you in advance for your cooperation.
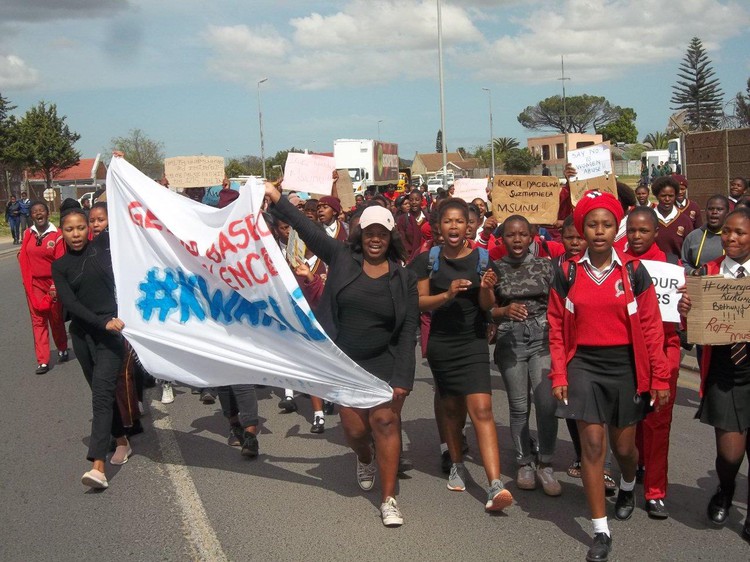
[686,275,750,345]
[164,156,225,190]
[286,229,307,269]
[491,175,560,224]
[283,153,336,195]
[335,168,357,211]
[453,178,489,203]
[641,260,685,323]
[567,143,617,204]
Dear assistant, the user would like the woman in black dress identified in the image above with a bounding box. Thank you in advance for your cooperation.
[410,198,513,513]
[52,208,129,490]
[264,181,418,528]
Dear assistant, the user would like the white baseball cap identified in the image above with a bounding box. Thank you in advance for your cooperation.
[359,205,395,231]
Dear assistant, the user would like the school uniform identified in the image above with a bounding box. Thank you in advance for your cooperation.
[548,249,670,426]
[653,205,694,257]
[323,220,349,243]
[18,223,68,366]
[676,198,703,230]
[396,210,427,263]
[697,256,750,432]
[681,226,724,275]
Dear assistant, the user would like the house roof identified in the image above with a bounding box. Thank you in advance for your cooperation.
[27,157,106,182]
[414,152,465,171]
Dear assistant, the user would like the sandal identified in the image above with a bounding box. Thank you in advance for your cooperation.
[603,471,617,495]
[567,460,582,478]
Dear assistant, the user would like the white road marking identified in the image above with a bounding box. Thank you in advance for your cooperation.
[150,400,228,562]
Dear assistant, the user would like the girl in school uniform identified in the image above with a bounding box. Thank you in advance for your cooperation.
[548,191,671,562]
[679,207,750,542]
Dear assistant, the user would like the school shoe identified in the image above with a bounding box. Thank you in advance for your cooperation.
[614,489,635,521]
[161,382,174,404]
[635,465,645,484]
[241,431,259,458]
[310,415,325,434]
[81,469,108,490]
[323,400,335,415]
[536,466,562,496]
[516,463,537,490]
[356,448,377,491]
[485,479,513,512]
[200,390,216,405]
[586,533,612,562]
[57,350,69,363]
[380,496,404,527]
[278,396,297,412]
[447,463,467,492]
[646,499,669,519]
[227,424,243,446]
[35,364,49,375]
[707,487,733,526]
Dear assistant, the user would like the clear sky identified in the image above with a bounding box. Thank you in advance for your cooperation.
[1,0,748,163]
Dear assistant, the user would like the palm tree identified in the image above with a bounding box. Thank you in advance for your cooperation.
[492,137,519,159]
[642,131,669,150]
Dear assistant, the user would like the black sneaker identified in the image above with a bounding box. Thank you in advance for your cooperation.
[440,450,451,474]
[35,364,49,375]
[646,499,669,519]
[323,400,335,415]
[310,415,325,434]
[200,391,216,405]
[615,489,635,521]
[228,424,243,446]
[241,431,259,458]
[57,350,69,363]
[278,396,297,412]
[635,465,645,484]
[586,533,612,562]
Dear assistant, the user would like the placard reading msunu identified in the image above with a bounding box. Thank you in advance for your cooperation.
[491,175,560,224]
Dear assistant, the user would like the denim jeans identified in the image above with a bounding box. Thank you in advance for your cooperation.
[218,385,258,428]
[494,316,558,465]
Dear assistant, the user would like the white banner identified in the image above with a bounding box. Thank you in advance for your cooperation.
[283,152,336,195]
[107,158,393,408]
[641,260,686,323]
[452,178,488,202]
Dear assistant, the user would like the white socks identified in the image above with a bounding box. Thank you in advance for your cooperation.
[284,389,294,399]
[592,516,610,537]
[440,443,448,454]
[620,476,635,492]
[314,410,324,419]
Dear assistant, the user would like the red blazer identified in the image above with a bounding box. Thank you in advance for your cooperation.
[18,227,66,310]
[547,250,670,393]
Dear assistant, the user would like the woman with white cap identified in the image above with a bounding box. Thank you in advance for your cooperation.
[264,181,419,528]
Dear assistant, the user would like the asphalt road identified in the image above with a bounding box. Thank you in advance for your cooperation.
[0,244,747,562]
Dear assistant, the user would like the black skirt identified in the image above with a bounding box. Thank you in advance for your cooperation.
[556,345,649,427]
[697,345,750,433]
[427,332,490,397]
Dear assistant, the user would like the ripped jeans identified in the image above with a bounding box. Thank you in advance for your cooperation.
[494,316,558,465]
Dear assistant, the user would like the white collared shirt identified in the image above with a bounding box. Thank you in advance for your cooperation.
[30,223,57,236]
[579,248,622,276]
[324,222,338,238]
[721,256,750,279]
[655,206,679,223]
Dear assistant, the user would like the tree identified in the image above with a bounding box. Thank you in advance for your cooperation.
[492,137,519,160]
[225,158,250,178]
[7,101,80,189]
[435,129,443,153]
[642,131,669,150]
[670,37,724,131]
[596,108,638,143]
[517,94,629,133]
[736,78,750,128]
[502,148,541,174]
[110,129,165,178]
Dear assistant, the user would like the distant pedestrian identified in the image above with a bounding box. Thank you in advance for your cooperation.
[18,191,32,232]
[5,195,22,244]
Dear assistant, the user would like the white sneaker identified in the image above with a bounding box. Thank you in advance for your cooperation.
[380,496,404,527]
[536,465,562,496]
[138,401,145,416]
[161,382,174,404]
[356,448,376,491]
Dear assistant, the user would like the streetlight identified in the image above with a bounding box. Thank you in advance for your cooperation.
[558,56,570,158]
[437,0,447,188]
[377,119,383,141]
[257,77,268,178]
[482,87,495,179]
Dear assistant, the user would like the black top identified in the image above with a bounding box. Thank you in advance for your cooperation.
[51,232,117,332]
[492,255,553,322]
[336,272,395,360]
[269,195,418,390]
[409,248,490,338]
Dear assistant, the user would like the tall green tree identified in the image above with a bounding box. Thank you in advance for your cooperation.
[435,129,443,153]
[8,101,80,189]
[596,108,638,143]
[670,37,724,131]
[502,148,540,174]
[736,78,750,128]
[492,137,519,160]
[517,94,629,133]
[110,128,165,178]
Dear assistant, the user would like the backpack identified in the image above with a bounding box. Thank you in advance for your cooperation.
[427,245,489,279]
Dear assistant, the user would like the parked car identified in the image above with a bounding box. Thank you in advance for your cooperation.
[426,178,445,193]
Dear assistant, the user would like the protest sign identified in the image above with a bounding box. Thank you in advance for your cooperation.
[567,144,617,204]
[107,158,393,408]
[335,168,357,211]
[283,153,336,195]
[491,175,560,224]
[686,275,750,345]
[640,260,686,323]
[164,156,225,190]
[453,178,489,203]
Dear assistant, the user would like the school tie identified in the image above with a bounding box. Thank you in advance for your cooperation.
[731,267,747,366]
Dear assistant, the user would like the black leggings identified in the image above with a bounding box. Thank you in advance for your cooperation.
[71,324,126,461]
[714,428,750,507]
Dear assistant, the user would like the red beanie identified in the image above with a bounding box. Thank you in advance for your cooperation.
[318,196,342,215]
[672,174,688,188]
[573,190,624,236]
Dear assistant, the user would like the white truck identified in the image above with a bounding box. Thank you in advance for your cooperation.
[333,139,399,194]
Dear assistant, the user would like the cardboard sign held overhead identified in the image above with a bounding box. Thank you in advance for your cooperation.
[283,152,336,195]
[567,143,617,204]
[164,156,225,191]
[491,175,560,224]
[686,275,750,345]
[453,178,489,203]
[334,168,357,211]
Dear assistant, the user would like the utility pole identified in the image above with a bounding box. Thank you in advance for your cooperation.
[437,0,448,188]
[558,55,571,159]
[482,88,495,179]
